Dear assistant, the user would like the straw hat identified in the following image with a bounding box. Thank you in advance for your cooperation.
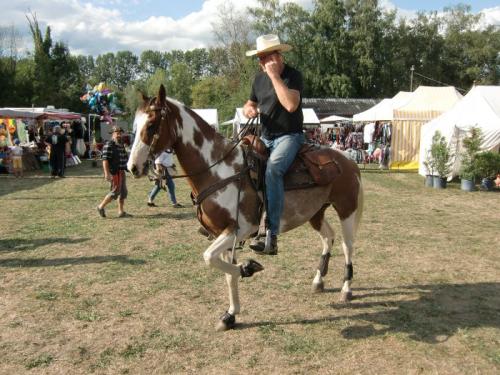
[246,34,292,57]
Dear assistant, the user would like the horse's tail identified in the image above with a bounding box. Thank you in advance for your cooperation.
[354,175,364,236]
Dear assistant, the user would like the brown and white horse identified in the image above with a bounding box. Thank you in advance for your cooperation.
[128,85,364,331]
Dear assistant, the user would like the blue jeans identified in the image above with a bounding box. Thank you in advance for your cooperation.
[148,174,177,204]
[262,132,304,235]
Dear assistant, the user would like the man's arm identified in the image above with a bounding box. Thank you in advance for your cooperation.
[102,160,112,181]
[101,143,112,181]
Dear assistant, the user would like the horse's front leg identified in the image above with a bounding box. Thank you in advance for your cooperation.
[203,230,263,331]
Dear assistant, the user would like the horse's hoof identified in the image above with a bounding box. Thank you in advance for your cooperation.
[312,281,324,293]
[339,291,353,303]
[240,259,264,278]
[215,311,236,332]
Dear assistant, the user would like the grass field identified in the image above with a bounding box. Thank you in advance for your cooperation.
[1,161,499,374]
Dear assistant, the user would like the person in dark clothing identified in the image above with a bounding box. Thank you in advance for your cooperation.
[243,34,305,255]
[44,125,69,178]
[97,126,130,218]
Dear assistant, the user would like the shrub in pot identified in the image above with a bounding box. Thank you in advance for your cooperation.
[475,151,500,191]
[423,151,435,187]
[430,131,452,189]
[459,127,482,192]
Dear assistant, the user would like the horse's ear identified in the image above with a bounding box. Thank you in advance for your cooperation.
[158,84,166,105]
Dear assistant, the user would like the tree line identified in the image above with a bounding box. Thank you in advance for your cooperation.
[0,0,498,122]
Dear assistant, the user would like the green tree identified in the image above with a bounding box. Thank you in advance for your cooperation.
[114,51,138,90]
[167,63,193,105]
[309,0,352,97]
[27,13,56,106]
[93,52,115,85]
[345,0,381,96]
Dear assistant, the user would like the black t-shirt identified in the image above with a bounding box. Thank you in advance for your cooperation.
[250,64,304,139]
[45,134,68,154]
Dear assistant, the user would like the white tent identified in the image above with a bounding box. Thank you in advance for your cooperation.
[418,85,500,177]
[320,114,351,123]
[352,91,412,122]
[193,108,219,129]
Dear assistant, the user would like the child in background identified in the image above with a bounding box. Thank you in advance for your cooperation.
[10,139,23,177]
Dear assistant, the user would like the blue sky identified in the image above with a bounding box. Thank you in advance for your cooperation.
[86,0,499,21]
[3,0,499,56]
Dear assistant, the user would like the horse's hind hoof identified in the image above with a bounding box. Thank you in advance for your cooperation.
[215,311,236,332]
[312,281,324,293]
[339,291,353,303]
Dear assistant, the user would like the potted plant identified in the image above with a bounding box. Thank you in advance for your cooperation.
[459,127,482,192]
[430,131,452,189]
[475,151,500,191]
[423,150,435,187]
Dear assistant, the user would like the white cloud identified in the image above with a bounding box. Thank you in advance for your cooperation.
[5,0,498,57]
[480,6,500,28]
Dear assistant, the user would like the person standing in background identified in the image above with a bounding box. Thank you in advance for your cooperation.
[147,150,183,208]
[44,125,68,178]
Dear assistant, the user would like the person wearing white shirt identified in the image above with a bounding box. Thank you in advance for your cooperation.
[147,150,183,208]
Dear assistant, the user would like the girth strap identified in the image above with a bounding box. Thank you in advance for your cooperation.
[191,165,251,207]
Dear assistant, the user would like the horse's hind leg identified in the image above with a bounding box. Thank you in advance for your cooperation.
[309,206,334,293]
[339,213,356,302]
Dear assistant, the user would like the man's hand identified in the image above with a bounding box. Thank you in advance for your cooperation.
[104,173,112,182]
[243,100,258,118]
[264,60,281,80]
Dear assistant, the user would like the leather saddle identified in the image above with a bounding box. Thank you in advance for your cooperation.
[241,135,343,191]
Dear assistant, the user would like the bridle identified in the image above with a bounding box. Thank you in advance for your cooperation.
[142,98,256,181]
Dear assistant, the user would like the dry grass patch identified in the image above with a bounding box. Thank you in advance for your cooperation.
[0,162,499,374]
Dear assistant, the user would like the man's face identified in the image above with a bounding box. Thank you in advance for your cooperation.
[113,131,122,142]
[257,51,284,73]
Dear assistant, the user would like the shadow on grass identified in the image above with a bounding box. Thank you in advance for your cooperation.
[0,237,90,252]
[0,255,146,268]
[237,283,500,344]
[133,211,196,220]
[0,176,57,197]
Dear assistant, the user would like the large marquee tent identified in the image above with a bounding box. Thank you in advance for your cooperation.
[418,85,500,178]
[390,86,463,169]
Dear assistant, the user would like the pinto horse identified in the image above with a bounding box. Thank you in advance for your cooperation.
[128,85,364,331]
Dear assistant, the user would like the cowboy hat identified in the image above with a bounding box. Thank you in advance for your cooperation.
[246,34,292,57]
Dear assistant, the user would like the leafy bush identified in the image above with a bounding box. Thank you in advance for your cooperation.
[459,127,482,181]
[475,151,500,179]
[430,131,452,178]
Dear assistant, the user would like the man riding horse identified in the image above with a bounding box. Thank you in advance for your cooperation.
[244,34,305,255]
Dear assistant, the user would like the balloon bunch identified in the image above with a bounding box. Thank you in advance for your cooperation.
[80,82,122,123]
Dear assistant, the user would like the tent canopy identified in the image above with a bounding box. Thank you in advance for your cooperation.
[192,108,219,129]
[352,91,412,122]
[390,86,463,169]
[394,86,463,120]
[418,85,500,177]
[320,114,351,123]
[0,107,81,120]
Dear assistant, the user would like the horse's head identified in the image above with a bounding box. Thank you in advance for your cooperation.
[127,84,178,177]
